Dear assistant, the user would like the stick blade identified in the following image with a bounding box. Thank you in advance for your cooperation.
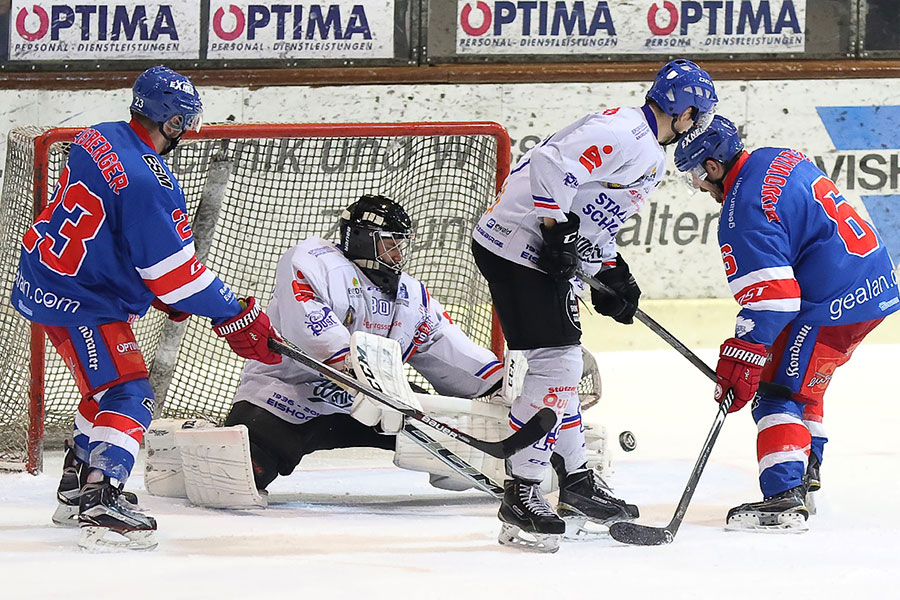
[609,521,674,546]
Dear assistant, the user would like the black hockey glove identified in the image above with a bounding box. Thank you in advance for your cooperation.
[536,212,580,281]
[592,253,641,325]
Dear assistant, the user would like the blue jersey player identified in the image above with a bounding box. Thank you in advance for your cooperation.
[675,116,899,532]
[12,66,282,551]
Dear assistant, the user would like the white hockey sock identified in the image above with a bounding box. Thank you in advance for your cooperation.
[506,345,582,481]
[552,409,587,474]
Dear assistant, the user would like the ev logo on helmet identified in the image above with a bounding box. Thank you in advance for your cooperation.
[169,80,195,94]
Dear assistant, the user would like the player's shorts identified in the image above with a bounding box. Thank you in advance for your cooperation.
[44,321,149,400]
[224,400,396,489]
[761,317,884,409]
[472,241,581,350]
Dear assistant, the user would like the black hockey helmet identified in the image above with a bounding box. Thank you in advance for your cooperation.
[339,194,413,296]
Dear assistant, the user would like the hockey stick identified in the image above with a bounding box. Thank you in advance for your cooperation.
[401,422,502,499]
[608,390,734,545]
[576,268,791,398]
[268,338,556,459]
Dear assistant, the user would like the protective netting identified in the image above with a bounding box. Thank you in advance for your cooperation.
[0,124,507,472]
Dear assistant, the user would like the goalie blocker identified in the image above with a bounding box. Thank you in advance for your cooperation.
[145,334,610,508]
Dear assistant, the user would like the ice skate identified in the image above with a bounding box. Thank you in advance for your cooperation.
[78,478,158,552]
[725,486,809,533]
[52,441,85,527]
[498,478,565,553]
[557,467,639,539]
[804,454,821,515]
[53,443,140,528]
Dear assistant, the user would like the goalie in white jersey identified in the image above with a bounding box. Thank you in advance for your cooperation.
[472,59,719,552]
[223,195,505,492]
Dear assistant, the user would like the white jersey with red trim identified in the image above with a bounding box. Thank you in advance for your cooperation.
[473,106,666,275]
[234,237,503,424]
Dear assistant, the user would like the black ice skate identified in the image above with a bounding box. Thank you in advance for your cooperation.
[52,441,86,527]
[53,442,139,528]
[557,467,639,539]
[78,478,158,551]
[498,478,565,553]
[725,486,809,533]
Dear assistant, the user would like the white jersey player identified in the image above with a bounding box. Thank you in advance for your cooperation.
[472,59,719,552]
[225,195,503,491]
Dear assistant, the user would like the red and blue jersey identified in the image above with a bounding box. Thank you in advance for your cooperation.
[720,148,899,347]
[12,119,241,326]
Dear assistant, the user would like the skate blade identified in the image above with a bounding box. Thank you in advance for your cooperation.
[78,526,158,552]
[724,511,809,534]
[562,516,610,541]
[498,523,561,553]
[51,502,80,528]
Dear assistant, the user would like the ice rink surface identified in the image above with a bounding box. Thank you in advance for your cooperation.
[1,344,897,600]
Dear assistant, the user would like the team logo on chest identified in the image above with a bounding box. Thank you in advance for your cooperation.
[305,307,339,336]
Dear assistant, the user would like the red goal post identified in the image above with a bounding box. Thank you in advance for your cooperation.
[0,122,510,473]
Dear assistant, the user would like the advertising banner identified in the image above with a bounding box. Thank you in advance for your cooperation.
[207,1,396,60]
[8,1,200,61]
[456,1,806,55]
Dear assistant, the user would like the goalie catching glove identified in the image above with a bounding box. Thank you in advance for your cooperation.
[213,296,282,365]
[714,337,768,412]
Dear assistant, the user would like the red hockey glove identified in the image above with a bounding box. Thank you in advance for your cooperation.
[714,337,768,412]
[151,299,190,323]
[213,297,282,365]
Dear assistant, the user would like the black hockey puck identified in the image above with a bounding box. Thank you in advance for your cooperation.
[619,431,637,452]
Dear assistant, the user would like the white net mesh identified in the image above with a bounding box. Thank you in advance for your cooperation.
[0,123,508,472]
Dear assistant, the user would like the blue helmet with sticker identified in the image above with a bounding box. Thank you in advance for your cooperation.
[674,115,743,175]
[130,66,203,136]
[646,59,718,118]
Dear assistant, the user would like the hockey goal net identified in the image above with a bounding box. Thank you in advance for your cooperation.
[0,122,510,473]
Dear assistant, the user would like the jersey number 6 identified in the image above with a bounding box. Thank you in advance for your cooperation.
[22,166,107,276]
[812,176,878,258]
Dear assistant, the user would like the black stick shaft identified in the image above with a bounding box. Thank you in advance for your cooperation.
[576,269,792,399]
[268,337,551,458]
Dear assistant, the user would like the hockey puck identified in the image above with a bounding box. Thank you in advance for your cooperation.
[618,431,637,452]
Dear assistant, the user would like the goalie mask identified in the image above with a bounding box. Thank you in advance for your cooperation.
[340,195,413,296]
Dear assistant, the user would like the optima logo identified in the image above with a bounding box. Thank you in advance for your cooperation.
[646,1,801,36]
[15,3,180,42]
[459,1,615,37]
[212,3,373,41]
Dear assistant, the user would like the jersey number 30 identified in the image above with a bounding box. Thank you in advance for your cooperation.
[812,176,878,257]
[22,166,107,276]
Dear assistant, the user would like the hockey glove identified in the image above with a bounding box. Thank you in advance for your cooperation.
[536,212,580,281]
[151,298,190,323]
[714,337,768,412]
[591,254,641,324]
[213,296,282,365]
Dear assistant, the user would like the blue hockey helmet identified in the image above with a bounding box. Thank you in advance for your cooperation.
[674,115,744,181]
[130,66,203,135]
[646,59,718,119]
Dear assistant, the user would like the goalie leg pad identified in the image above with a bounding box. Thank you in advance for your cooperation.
[144,418,214,498]
[176,425,267,509]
